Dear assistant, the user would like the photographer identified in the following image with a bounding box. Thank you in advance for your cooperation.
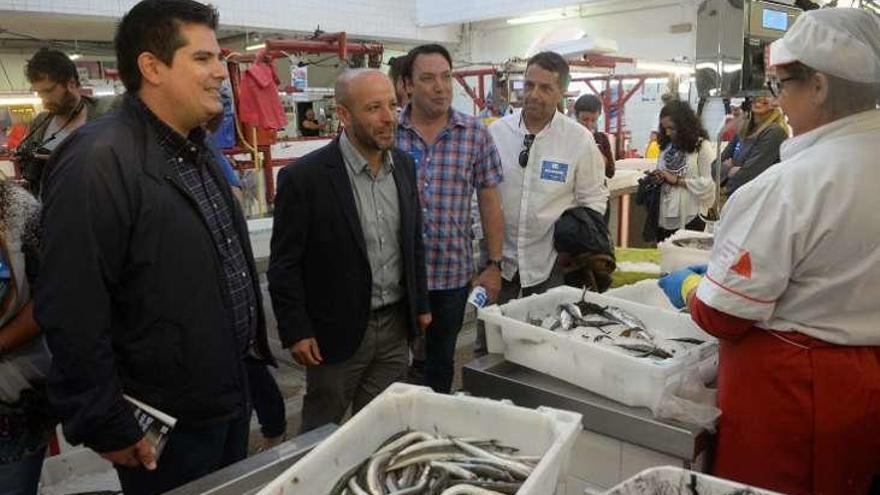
[16,48,113,195]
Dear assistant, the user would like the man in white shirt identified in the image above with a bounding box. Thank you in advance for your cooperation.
[488,51,608,299]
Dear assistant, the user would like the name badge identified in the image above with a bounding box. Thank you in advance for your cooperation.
[540,160,569,183]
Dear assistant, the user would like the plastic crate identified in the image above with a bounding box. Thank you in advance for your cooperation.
[478,286,717,408]
[602,466,782,494]
[256,383,582,495]
[659,229,713,273]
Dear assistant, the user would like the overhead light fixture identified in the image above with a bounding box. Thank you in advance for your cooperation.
[69,53,82,61]
[246,42,266,51]
[507,9,570,25]
[636,61,695,75]
[0,95,42,106]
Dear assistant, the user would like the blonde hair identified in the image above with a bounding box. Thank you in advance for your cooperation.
[739,107,790,140]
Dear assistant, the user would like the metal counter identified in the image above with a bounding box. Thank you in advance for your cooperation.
[462,354,711,462]
[165,424,336,495]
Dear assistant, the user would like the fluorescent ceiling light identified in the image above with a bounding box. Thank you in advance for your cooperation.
[0,96,41,105]
[507,10,568,25]
[246,42,266,51]
[636,61,695,75]
[69,53,82,61]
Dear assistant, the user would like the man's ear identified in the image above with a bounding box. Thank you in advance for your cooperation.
[811,72,830,110]
[137,52,166,87]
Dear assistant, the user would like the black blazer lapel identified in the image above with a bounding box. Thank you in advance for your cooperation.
[391,149,414,249]
[325,140,369,261]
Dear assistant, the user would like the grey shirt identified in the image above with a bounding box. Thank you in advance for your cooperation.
[340,131,404,309]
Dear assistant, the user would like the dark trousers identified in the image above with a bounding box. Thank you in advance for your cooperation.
[246,362,287,439]
[657,216,706,243]
[424,287,469,394]
[300,302,408,433]
[115,411,249,495]
[474,266,564,356]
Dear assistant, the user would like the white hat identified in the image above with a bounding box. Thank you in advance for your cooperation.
[770,8,880,84]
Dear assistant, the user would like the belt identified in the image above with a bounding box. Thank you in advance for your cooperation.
[372,299,404,315]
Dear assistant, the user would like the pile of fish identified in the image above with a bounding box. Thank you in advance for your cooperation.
[671,237,714,250]
[331,430,541,494]
[521,300,704,361]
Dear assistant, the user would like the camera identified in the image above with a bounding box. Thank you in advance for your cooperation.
[13,140,50,195]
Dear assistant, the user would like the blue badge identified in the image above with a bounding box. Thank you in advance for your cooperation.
[540,160,569,183]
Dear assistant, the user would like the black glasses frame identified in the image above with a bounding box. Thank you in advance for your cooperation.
[519,134,536,168]
[766,76,798,98]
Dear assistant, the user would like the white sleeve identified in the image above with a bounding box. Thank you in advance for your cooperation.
[695,176,798,321]
[684,140,716,207]
[575,140,609,214]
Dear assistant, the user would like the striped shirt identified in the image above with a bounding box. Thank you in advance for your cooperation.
[396,106,503,290]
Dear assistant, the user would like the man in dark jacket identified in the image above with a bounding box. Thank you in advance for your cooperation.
[16,48,115,195]
[269,69,431,433]
[34,1,273,494]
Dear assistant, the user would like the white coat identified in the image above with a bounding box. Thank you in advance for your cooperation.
[696,109,880,345]
[656,139,716,230]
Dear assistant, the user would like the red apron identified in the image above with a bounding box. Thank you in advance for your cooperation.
[692,296,880,494]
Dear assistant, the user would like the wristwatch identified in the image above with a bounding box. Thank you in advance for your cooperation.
[485,259,502,270]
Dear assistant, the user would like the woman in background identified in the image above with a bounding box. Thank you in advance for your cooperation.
[720,96,789,195]
[650,100,716,242]
[0,181,52,495]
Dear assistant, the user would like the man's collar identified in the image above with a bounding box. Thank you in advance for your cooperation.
[128,95,206,158]
[399,103,464,130]
[340,130,394,175]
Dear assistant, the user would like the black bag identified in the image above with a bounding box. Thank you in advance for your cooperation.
[635,174,662,243]
[554,207,616,292]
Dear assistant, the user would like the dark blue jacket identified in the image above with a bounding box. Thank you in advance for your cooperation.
[35,96,272,453]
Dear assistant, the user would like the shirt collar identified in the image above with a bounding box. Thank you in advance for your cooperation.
[340,130,394,177]
[780,109,880,161]
[517,108,560,137]
[398,104,466,132]
[130,95,207,163]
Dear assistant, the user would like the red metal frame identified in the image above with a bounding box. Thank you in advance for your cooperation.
[571,73,669,157]
[222,33,383,204]
[452,67,499,112]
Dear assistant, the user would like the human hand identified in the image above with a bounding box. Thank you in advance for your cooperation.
[474,266,502,304]
[658,265,708,309]
[100,436,156,470]
[289,338,323,366]
[418,313,432,332]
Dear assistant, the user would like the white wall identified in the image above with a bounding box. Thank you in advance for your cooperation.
[451,0,723,153]
[0,0,459,44]
[416,0,584,27]
[0,50,35,91]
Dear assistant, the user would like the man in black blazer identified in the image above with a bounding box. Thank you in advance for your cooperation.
[268,69,431,432]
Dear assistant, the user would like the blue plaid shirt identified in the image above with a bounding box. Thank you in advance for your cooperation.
[396,107,503,290]
[136,98,257,352]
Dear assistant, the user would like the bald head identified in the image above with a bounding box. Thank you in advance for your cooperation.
[335,69,393,108]
[334,69,397,153]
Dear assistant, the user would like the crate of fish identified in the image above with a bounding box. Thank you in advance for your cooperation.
[479,286,718,409]
[604,279,677,312]
[659,229,714,273]
[602,466,781,495]
[256,382,583,495]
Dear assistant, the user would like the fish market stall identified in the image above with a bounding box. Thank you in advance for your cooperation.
[659,229,714,273]
[467,286,720,493]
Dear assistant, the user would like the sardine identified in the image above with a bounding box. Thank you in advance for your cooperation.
[577,301,654,340]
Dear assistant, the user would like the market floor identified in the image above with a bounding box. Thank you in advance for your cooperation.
[250,277,478,453]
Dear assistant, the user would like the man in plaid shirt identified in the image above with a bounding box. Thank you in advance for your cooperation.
[396,44,504,394]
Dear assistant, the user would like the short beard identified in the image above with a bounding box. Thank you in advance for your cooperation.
[350,120,393,152]
[53,90,79,116]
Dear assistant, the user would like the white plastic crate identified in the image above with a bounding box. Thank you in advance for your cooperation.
[602,466,782,494]
[659,229,713,273]
[605,279,677,312]
[256,382,583,495]
[479,286,718,409]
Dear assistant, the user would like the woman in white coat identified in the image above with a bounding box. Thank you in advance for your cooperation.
[650,100,716,241]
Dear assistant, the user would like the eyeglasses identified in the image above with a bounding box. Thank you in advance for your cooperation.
[519,133,536,168]
[32,82,60,98]
[766,77,798,98]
